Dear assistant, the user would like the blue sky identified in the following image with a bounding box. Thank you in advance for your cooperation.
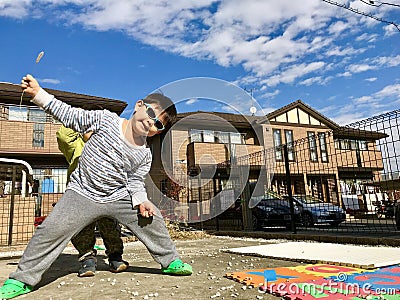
[0,0,399,124]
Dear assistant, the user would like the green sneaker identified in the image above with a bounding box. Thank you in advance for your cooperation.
[0,279,33,299]
[161,259,193,276]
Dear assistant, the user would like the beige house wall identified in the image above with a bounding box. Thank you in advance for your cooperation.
[0,120,62,154]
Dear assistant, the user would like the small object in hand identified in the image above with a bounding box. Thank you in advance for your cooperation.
[36,51,44,64]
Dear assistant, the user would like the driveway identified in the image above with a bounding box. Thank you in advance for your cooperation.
[0,235,298,300]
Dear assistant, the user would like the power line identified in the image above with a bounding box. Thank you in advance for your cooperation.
[322,0,400,31]
[359,0,400,8]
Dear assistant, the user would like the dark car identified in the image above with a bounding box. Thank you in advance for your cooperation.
[220,191,301,230]
[395,200,400,230]
[284,194,346,227]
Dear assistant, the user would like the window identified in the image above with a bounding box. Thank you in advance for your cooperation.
[284,130,295,161]
[202,130,215,143]
[189,129,244,144]
[28,108,46,122]
[215,131,230,144]
[230,132,243,144]
[30,108,46,148]
[273,129,283,161]
[358,140,367,150]
[0,105,8,120]
[9,106,27,121]
[340,140,350,150]
[189,129,202,142]
[335,139,368,151]
[308,131,318,162]
[319,132,328,162]
[32,123,45,147]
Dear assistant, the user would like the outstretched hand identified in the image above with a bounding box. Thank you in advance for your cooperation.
[139,201,157,218]
[21,74,41,98]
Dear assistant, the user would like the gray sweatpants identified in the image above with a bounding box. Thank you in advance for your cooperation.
[10,190,180,287]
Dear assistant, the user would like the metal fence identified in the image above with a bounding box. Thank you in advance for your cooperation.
[0,163,36,246]
[0,164,65,246]
[196,109,400,234]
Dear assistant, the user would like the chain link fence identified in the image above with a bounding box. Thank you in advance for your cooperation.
[186,109,400,234]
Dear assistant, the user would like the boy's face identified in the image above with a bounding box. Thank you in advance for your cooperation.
[131,100,165,137]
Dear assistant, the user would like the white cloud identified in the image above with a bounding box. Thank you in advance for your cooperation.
[321,81,400,124]
[264,61,325,87]
[338,71,352,77]
[0,0,30,18]
[39,78,61,84]
[383,24,398,36]
[1,0,398,120]
[259,89,280,99]
[299,76,332,86]
[374,83,400,99]
[347,54,400,75]
[328,20,348,35]
[348,63,375,73]
[1,0,356,81]
[372,55,400,67]
[325,46,365,57]
[186,98,198,105]
[333,112,366,125]
[355,32,378,43]
[332,83,400,122]
[365,77,377,82]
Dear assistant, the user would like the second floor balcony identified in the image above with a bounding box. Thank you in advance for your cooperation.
[0,119,62,155]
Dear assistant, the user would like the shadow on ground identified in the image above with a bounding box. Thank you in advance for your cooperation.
[30,253,163,289]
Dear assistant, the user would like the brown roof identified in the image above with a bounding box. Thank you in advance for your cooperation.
[332,127,387,140]
[177,111,259,128]
[177,100,387,141]
[0,82,127,115]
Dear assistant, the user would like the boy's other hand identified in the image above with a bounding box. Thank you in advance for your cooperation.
[139,201,157,218]
[21,74,41,98]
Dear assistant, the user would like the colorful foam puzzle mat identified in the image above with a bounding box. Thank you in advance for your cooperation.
[226,264,400,299]
[224,242,400,269]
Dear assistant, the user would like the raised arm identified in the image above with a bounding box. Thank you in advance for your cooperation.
[21,74,104,134]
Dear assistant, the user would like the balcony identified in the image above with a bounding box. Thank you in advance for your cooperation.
[187,142,264,168]
[0,119,62,155]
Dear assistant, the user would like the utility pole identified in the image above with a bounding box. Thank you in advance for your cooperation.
[245,87,257,116]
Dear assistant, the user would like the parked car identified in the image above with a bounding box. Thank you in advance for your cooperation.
[374,199,395,219]
[395,200,400,230]
[284,194,346,226]
[220,191,301,229]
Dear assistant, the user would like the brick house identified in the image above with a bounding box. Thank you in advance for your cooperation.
[147,100,387,222]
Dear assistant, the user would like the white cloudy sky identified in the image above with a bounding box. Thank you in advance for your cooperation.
[0,0,399,124]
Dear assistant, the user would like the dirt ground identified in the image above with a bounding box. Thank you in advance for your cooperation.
[0,235,300,300]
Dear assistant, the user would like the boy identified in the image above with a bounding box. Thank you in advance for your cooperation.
[0,74,192,299]
[57,125,128,276]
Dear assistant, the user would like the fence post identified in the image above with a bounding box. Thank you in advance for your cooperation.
[241,182,253,231]
[283,145,296,234]
[8,166,17,246]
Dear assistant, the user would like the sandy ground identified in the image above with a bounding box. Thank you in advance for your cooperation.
[0,236,300,300]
